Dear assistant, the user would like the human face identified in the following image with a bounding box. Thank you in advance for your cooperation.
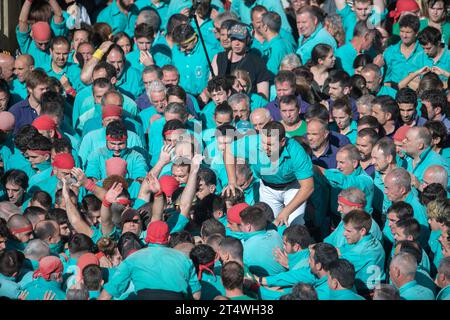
[72,30,89,51]
[233,78,250,94]
[219,28,231,49]
[290,0,309,12]
[172,165,189,184]
[280,102,300,126]
[428,218,441,231]
[214,112,232,127]
[399,27,417,46]
[336,151,355,175]
[357,104,372,118]
[439,228,450,257]
[93,85,110,104]
[371,146,390,173]
[282,236,297,254]
[77,43,94,63]
[51,43,70,68]
[135,36,153,52]
[232,101,250,121]
[26,150,49,166]
[0,58,14,83]
[88,210,101,227]
[5,182,24,205]
[428,1,445,23]
[306,122,328,151]
[332,108,351,131]
[393,226,408,242]
[106,49,125,78]
[296,12,317,38]
[59,223,71,237]
[261,134,285,158]
[0,91,8,111]
[162,70,179,86]
[353,1,371,21]
[343,223,363,244]
[29,84,49,104]
[15,228,34,243]
[251,113,270,133]
[150,90,168,113]
[337,200,356,216]
[251,10,265,35]
[116,36,132,55]
[421,42,439,58]
[122,218,141,236]
[236,170,252,190]
[179,37,197,54]
[14,57,33,83]
[328,81,345,100]
[371,104,387,126]
[196,179,214,200]
[275,81,295,98]
[321,50,336,69]
[387,212,400,233]
[211,89,229,105]
[403,129,420,157]
[107,140,126,156]
[142,72,159,90]
[362,70,381,93]
[384,176,404,202]
[398,103,416,124]
[231,38,247,55]
[55,167,72,182]
[0,236,6,252]
[422,100,437,120]
[216,135,233,153]
[164,130,182,147]
[394,140,406,158]
[356,135,373,161]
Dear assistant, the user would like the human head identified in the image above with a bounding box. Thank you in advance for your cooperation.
[250,108,272,133]
[173,24,198,54]
[134,23,155,53]
[403,126,432,158]
[282,225,313,254]
[13,54,34,84]
[221,261,244,291]
[208,76,232,106]
[356,94,375,118]
[229,23,251,55]
[337,188,366,216]
[384,168,412,202]
[327,259,356,290]
[260,11,282,40]
[394,218,421,242]
[356,128,378,161]
[51,152,75,182]
[387,201,414,235]
[31,21,51,51]
[26,69,50,105]
[50,36,70,69]
[371,95,399,126]
[309,242,339,277]
[353,20,376,51]
[396,88,418,125]
[342,210,372,244]
[26,134,52,168]
[332,97,353,131]
[296,6,320,38]
[389,252,417,287]
[228,93,250,122]
[361,64,383,94]
[328,70,351,101]
[7,214,33,243]
[260,121,287,158]
[1,170,28,206]
[373,284,400,300]
[121,208,142,236]
[239,206,267,233]
[436,256,450,289]
[105,121,127,157]
[398,14,420,46]
[196,168,217,200]
[105,45,126,78]
[336,144,361,175]
[275,71,297,99]
[418,26,442,58]
[420,89,447,121]
[306,118,329,151]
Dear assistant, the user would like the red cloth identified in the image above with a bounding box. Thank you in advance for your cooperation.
[145,221,169,244]
[33,256,63,280]
[32,115,57,131]
[393,125,411,142]
[102,104,123,119]
[389,0,420,23]
[52,153,75,170]
[31,21,51,42]
[106,157,128,177]
[227,203,249,224]
[159,175,180,198]
[77,253,100,274]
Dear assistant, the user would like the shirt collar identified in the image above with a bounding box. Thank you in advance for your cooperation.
[399,280,418,292]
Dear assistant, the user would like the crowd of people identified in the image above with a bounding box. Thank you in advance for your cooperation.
[0,0,449,301]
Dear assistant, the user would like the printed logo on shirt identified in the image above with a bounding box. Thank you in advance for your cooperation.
[195,66,203,78]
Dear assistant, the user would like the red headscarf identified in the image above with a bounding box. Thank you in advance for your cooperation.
[145,221,170,245]
[159,175,180,198]
[393,125,411,142]
[31,21,51,42]
[33,256,63,281]
[102,104,123,120]
[32,115,62,138]
[227,203,249,225]
[52,153,75,170]
[389,0,420,23]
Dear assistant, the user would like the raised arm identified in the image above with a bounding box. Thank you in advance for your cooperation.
[373,0,385,14]
[48,0,64,24]
[62,178,93,237]
[334,0,347,11]
[18,0,32,33]
[179,154,203,219]
[101,182,123,236]
[222,142,239,197]
[80,40,113,84]
[71,168,107,201]
[149,144,174,178]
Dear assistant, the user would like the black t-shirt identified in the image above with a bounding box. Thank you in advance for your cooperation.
[216,50,271,93]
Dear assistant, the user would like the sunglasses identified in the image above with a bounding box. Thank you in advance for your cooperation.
[125,218,140,224]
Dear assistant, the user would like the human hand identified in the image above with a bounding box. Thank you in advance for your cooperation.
[105,182,123,203]
[273,210,290,227]
[140,51,154,66]
[71,167,87,186]
[273,247,289,269]
[159,144,175,165]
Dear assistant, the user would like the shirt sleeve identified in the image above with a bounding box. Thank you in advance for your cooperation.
[50,15,68,37]
[15,25,32,53]
[187,260,202,294]
[128,152,149,180]
[85,152,102,180]
[290,141,314,180]
[103,260,133,298]
[265,266,316,287]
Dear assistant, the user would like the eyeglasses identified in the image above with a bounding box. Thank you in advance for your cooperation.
[125,218,140,224]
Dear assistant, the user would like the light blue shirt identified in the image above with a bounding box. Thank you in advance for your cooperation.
[297,23,336,65]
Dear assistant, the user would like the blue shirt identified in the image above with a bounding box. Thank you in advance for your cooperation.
[297,23,336,64]
[9,99,38,134]
[398,280,435,300]
[310,141,339,169]
[266,96,310,122]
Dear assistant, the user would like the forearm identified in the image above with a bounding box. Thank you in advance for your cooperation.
[19,0,32,32]
[151,195,164,222]
[224,146,236,185]
[65,196,93,236]
[49,0,63,24]
[149,160,167,179]
[100,203,114,235]
[373,0,385,13]
[398,71,420,89]
[179,166,200,217]
[334,0,347,11]
[256,82,269,101]
[80,54,101,84]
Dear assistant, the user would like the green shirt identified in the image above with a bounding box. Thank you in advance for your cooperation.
[383,41,423,84]
[104,246,201,298]
[335,42,358,76]
[232,135,313,185]
[286,120,307,138]
[44,60,85,92]
[96,0,138,37]
[410,47,450,82]
[22,278,66,300]
[297,23,336,64]
[436,285,450,300]
[325,218,382,248]
[398,280,435,300]
[328,288,365,300]
[264,35,296,77]
[126,47,172,73]
[115,64,145,100]
[10,78,28,101]
[406,147,449,184]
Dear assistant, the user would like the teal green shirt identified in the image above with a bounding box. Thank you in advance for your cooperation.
[288,248,310,271]
[199,272,226,300]
[436,285,450,300]
[330,120,358,144]
[96,0,138,37]
[104,246,201,297]
[10,78,28,101]
[328,288,365,300]
[383,41,423,84]
[138,106,160,134]
[337,4,387,41]
[171,41,220,95]
[232,135,313,184]
[200,101,218,130]
[410,47,450,82]
[85,147,148,180]
[339,234,386,292]
[135,0,169,32]
[126,47,172,73]
[323,166,374,214]
[27,174,59,203]
[429,230,443,272]
[264,35,296,77]
[297,23,336,64]
[404,190,430,248]
[406,147,449,184]
[373,170,392,215]
[398,280,435,300]
[115,64,144,100]
[190,17,221,53]
[0,274,20,299]
[335,42,358,76]
[44,59,85,92]
[250,93,268,111]
[325,218,382,248]
[376,85,397,98]
[22,277,66,300]
[243,230,287,277]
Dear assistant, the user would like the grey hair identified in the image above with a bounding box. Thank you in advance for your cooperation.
[424,165,448,187]
[386,168,411,191]
[23,239,50,260]
[413,126,432,148]
[215,11,238,26]
[147,79,167,102]
[235,161,253,181]
[142,65,163,79]
[66,283,90,300]
[137,9,161,33]
[356,94,376,110]
[280,54,302,69]
[338,144,361,162]
[262,11,282,33]
[164,102,188,120]
[228,93,250,108]
[391,252,417,277]
[0,202,22,221]
[353,19,376,38]
[338,188,366,207]
[101,89,124,106]
[373,284,400,300]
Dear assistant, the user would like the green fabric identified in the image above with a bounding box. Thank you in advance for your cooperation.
[296,23,336,64]
[383,41,423,84]
[335,42,358,76]
[21,277,66,300]
[328,288,365,300]
[398,280,435,300]
[96,0,138,37]
[325,218,382,248]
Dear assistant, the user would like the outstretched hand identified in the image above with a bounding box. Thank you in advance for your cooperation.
[105,182,123,203]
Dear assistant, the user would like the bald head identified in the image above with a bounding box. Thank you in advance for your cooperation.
[0,111,16,132]
[250,108,272,132]
[0,202,22,221]
[404,126,432,158]
[0,53,15,83]
[14,54,35,83]
[23,239,50,261]
[34,220,60,244]
[423,165,448,189]
[7,214,33,243]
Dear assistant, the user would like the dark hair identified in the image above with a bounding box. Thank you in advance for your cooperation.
[283,225,314,249]
[117,232,143,259]
[162,119,186,138]
[421,183,447,206]
[172,24,196,44]
[395,240,422,263]
[167,14,190,37]
[396,88,418,106]
[221,261,244,290]
[112,32,133,48]
[14,125,39,152]
[82,264,103,291]
[353,53,372,70]
[50,36,70,50]
[68,233,95,255]
[240,206,267,231]
[310,44,333,66]
[358,115,380,131]
[398,14,421,33]
[328,259,356,289]
[396,218,421,242]
[105,120,126,138]
[208,76,232,93]
[262,121,286,141]
[201,218,226,238]
[328,70,351,88]
[27,134,52,152]
[81,194,102,215]
[1,170,29,190]
[93,62,117,80]
[190,244,216,275]
[342,210,372,232]
[46,208,70,226]
[198,167,217,187]
[373,95,399,119]
[387,202,414,220]
[0,250,24,277]
[311,243,339,271]
[304,103,329,122]
[168,231,194,248]
[418,26,442,46]
[166,85,187,104]
[350,74,368,99]
[0,218,10,239]
[280,283,318,300]
[134,23,154,40]
[31,190,52,210]
[424,120,448,149]
[421,90,447,117]
[214,103,234,120]
[357,128,379,145]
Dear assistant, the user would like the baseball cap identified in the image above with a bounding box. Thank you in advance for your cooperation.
[229,23,250,41]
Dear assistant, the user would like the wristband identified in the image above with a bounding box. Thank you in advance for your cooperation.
[95,252,106,260]
[102,197,112,208]
[154,191,163,197]
[93,49,104,60]
[66,87,76,97]
[84,179,96,192]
